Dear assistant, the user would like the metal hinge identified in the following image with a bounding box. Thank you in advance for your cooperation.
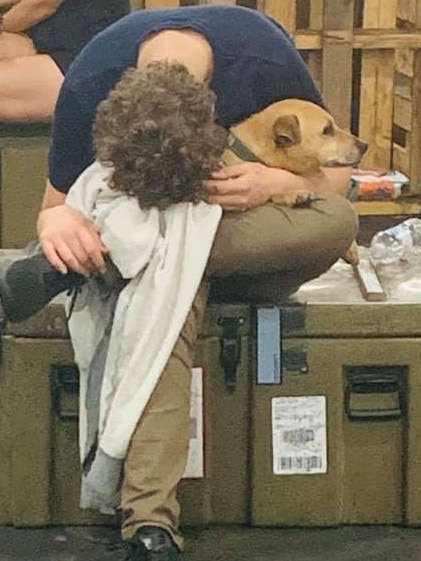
[52,364,80,421]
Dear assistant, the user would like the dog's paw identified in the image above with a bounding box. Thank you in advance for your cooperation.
[342,240,359,265]
[272,190,316,208]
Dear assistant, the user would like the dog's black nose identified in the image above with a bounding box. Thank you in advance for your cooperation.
[357,139,369,155]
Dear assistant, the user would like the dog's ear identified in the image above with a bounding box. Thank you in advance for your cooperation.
[273,114,301,147]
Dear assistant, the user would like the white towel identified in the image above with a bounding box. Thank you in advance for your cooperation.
[65,161,222,510]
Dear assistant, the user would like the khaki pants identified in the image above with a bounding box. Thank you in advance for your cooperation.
[121,194,358,546]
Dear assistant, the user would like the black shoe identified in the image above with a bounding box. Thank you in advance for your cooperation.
[124,526,183,561]
[0,253,85,323]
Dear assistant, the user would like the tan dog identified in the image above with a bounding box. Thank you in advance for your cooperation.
[222,98,367,263]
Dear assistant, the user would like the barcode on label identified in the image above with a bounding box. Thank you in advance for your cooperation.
[283,428,314,444]
[276,455,323,473]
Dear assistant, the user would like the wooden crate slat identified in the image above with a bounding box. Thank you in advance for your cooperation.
[309,0,323,30]
[144,0,181,7]
[363,0,398,28]
[294,30,421,51]
[260,0,297,34]
[393,46,421,194]
[395,48,415,78]
[321,0,354,129]
[198,0,237,4]
[397,0,421,27]
[394,95,413,131]
[410,50,421,192]
[359,50,395,169]
[359,1,397,170]
[355,199,421,215]
[305,0,324,89]
[393,144,411,174]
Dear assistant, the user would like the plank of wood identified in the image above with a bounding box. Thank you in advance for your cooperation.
[359,50,395,169]
[354,200,421,215]
[144,0,180,7]
[321,0,354,130]
[352,259,387,302]
[294,30,421,51]
[260,0,297,35]
[198,0,236,4]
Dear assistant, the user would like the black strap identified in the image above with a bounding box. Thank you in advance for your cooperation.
[227,132,263,163]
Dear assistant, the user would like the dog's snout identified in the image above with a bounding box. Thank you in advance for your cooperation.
[357,139,368,155]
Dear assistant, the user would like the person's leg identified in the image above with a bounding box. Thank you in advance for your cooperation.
[120,280,209,550]
[0,34,63,122]
[208,192,358,301]
[0,31,36,59]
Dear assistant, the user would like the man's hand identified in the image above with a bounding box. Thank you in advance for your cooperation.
[205,162,286,210]
[37,204,108,276]
[205,162,353,210]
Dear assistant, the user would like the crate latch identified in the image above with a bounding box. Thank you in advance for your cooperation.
[0,314,6,363]
[218,316,244,394]
[52,364,80,421]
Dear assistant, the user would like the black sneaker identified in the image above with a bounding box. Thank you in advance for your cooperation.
[0,253,85,323]
[124,526,183,561]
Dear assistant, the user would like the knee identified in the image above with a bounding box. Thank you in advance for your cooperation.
[312,193,359,256]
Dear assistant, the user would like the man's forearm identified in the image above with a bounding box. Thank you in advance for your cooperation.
[1,0,64,33]
[270,166,352,197]
[40,180,66,210]
[319,166,353,196]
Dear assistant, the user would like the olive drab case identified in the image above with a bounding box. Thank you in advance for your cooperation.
[0,125,50,248]
[251,254,421,527]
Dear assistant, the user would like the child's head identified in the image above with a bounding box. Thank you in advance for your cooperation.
[93,61,227,210]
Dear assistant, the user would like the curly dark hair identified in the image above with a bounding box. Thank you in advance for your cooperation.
[92,61,228,210]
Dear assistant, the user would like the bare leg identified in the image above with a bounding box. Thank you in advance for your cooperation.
[0,33,63,122]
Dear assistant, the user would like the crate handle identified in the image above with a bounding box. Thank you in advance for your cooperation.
[345,374,406,422]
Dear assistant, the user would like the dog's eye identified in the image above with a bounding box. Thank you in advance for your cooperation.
[322,122,335,136]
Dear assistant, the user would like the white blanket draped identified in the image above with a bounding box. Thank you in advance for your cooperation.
[65,161,222,510]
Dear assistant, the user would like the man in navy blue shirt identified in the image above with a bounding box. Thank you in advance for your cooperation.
[35,6,357,560]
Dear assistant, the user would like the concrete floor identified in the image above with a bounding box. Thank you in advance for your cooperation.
[1,525,421,560]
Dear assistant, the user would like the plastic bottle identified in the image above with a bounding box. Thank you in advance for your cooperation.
[369,218,421,265]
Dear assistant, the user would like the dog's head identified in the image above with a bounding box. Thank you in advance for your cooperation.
[230,99,367,174]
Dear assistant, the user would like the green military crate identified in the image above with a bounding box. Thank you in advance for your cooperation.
[251,255,421,527]
[0,124,50,248]
[179,303,251,525]
[0,293,111,526]
[0,255,251,526]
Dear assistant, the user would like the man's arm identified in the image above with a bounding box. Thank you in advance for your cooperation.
[37,181,108,276]
[205,163,352,209]
[1,0,64,33]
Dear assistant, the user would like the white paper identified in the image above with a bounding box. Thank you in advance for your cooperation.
[272,395,327,475]
[183,367,204,478]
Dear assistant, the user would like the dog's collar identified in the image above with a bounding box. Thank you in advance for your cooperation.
[227,132,263,163]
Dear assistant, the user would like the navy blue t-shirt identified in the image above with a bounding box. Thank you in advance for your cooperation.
[49,5,324,193]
